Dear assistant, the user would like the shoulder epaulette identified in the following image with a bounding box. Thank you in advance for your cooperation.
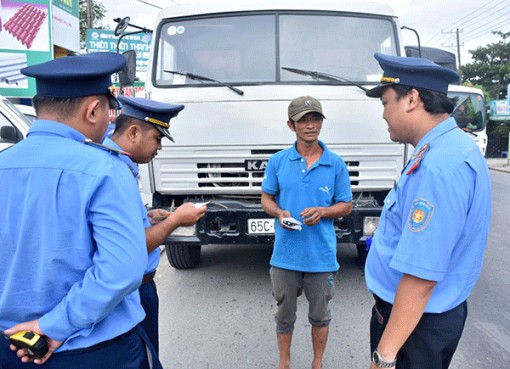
[83,138,131,157]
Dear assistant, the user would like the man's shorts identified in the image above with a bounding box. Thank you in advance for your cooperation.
[270,266,336,334]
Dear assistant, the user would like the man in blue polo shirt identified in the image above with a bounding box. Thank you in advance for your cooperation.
[0,53,161,368]
[103,95,207,354]
[364,53,491,369]
[261,96,352,369]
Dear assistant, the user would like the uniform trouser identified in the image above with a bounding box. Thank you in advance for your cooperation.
[139,279,160,354]
[0,325,162,369]
[370,296,468,369]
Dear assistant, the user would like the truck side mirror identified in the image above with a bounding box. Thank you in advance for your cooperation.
[0,125,21,143]
[119,50,137,88]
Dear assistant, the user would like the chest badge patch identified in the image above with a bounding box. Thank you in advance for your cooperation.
[408,198,434,232]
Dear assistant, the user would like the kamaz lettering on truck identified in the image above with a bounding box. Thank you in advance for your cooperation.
[140,0,409,268]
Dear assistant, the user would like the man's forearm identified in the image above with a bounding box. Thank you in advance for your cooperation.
[145,215,180,252]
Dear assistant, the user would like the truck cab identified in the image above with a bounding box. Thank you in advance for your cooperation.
[0,95,31,152]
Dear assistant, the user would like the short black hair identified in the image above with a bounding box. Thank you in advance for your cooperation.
[112,115,153,136]
[32,94,109,118]
[391,85,458,114]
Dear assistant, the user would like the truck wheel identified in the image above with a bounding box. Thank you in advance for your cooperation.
[356,243,368,265]
[165,244,201,269]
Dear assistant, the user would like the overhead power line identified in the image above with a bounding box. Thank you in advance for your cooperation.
[426,0,509,44]
[134,0,162,9]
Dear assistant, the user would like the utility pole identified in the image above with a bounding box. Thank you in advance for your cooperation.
[441,28,463,79]
[86,0,93,29]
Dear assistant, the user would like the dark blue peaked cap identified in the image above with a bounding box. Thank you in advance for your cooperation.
[366,52,460,98]
[21,52,125,109]
[118,95,184,143]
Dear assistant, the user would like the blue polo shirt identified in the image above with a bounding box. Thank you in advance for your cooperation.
[103,138,159,274]
[262,141,352,272]
[365,117,491,313]
[0,121,147,351]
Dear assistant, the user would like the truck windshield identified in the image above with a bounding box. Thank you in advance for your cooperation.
[154,12,397,86]
[449,91,486,132]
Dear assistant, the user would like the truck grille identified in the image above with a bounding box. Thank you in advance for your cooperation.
[152,144,405,195]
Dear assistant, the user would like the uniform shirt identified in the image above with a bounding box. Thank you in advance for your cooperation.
[103,137,159,274]
[0,121,147,351]
[365,117,491,313]
[262,140,352,272]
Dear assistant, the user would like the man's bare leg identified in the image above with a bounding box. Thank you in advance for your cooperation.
[277,332,292,369]
[311,325,329,369]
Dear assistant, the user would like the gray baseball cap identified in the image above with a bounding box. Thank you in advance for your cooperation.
[288,96,325,121]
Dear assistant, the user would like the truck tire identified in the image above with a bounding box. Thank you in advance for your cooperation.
[165,244,201,269]
[356,243,368,265]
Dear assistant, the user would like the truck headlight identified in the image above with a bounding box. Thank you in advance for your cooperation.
[363,217,379,236]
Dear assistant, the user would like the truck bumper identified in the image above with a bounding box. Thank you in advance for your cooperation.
[165,199,381,246]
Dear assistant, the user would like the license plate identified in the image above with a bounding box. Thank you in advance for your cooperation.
[247,218,274,234]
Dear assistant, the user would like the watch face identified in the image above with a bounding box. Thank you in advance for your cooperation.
[373,351,382,364]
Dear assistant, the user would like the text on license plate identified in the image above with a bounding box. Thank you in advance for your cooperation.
[247,218,274,234]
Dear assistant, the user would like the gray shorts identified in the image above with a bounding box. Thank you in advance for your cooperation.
[270,266,336,334]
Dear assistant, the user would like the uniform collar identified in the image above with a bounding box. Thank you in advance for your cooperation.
[102,137,139,177]
[414,117,457,153]
[27,120,87,142]
[290,140,332,165]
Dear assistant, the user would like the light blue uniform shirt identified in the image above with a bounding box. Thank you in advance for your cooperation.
[0,121,147,351]
[262,141,352,272]
[103,137,159,273]
[365,118,491,313]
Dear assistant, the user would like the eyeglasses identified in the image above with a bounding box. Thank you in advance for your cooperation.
[296,114,323,124]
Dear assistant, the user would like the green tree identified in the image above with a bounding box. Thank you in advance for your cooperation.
[79,0,108,50]
[461,31,510,100]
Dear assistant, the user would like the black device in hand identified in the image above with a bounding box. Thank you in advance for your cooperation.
[2,330,49,359]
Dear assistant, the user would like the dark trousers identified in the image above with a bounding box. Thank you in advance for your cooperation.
[370,296,468,369]
[0,325,162,369]
[139,279,160,354]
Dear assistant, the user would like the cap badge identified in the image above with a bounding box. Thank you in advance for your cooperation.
[304,100,312,107]
[145,117,170,129]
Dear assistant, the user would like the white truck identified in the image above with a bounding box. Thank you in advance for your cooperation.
[0,95,31,153]
[138,0,409,268]
[447,85,488,156]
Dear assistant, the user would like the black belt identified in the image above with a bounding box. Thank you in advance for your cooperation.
[373,294,392,309]
[373,295,392,325]
[142,271,156,285]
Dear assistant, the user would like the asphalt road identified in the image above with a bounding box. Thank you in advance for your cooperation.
[155,170,509,369]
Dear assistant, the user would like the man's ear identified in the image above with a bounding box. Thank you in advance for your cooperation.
[127,124,141,142]
[83,97,103,125]
[406,89,420,111]
[287,120,295,131]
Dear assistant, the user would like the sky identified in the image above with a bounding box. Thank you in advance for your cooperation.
[100,0,510,66]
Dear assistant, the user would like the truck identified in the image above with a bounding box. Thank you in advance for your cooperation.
[0,94,31,153]
[447,85,488,156]
[138,0,410,268]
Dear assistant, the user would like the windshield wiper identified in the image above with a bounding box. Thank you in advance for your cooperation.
[282,67,368,93]
[164,70,244,96]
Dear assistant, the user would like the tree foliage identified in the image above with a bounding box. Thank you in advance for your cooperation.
[461,31,510,100]
[79,0,108,50]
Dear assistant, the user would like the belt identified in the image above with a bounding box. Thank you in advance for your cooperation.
[373,295,392,325]
[142,271,156,285]
[373,294,392,309]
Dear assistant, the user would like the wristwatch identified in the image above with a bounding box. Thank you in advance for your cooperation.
[372,349,396,368]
